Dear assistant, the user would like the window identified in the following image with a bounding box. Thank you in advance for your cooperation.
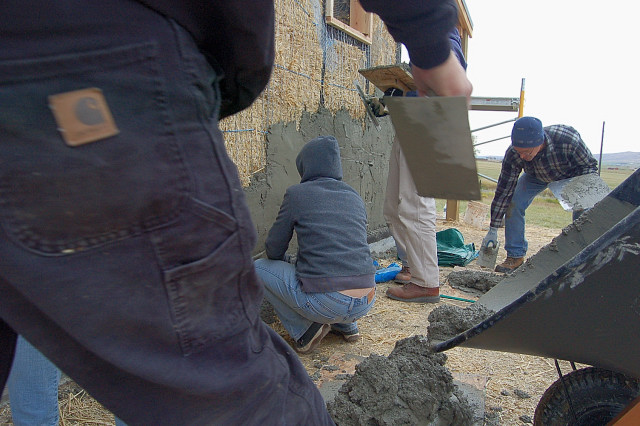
[325,0,373,44]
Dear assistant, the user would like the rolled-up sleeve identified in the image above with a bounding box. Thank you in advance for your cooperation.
[265,191,295,260]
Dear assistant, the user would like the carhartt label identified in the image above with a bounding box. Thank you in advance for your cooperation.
[49,88,119,146]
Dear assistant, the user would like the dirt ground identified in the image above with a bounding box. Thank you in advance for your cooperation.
[0,218,572,425]
[293,218,571,425]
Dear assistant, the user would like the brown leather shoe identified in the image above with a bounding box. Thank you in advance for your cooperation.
[386,282,440,303]
[394,266,411,284]
[495,256,524,273]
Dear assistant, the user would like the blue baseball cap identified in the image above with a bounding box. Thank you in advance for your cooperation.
[511,116,544,148]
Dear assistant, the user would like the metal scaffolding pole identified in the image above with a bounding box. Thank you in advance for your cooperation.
[598,121,605,175]
[518,78,525,118]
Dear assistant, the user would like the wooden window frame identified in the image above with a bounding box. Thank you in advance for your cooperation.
[325,0,373,45]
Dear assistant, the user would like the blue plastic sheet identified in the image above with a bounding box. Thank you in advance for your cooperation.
[374,262,401,283]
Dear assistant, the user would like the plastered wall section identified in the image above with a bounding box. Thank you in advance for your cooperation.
[245,107,396,256]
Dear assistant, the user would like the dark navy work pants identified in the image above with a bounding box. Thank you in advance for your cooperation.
[0,2,332,424]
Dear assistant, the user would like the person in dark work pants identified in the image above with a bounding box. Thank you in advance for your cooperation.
[0,1,471,424]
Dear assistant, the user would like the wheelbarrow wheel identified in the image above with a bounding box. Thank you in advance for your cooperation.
[534,367,640,425]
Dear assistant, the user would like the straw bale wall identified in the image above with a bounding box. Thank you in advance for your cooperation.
[219,0,399,186]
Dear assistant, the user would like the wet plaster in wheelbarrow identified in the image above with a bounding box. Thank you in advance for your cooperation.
[476,196,638,312]
[427,303,496,343]
[326,336,478,426]
[426,268,500,344]
[552,173,611,211]
[446,269,503,297]
[425,195,637,346]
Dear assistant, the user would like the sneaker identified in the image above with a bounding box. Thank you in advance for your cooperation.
[495,256,524,273]
[386,282,440,303]
[331,327,360,343]
[394,266,411,284]
[295,323,331,354]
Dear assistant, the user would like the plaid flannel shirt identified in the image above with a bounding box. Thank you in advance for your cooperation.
[490,125,598,228]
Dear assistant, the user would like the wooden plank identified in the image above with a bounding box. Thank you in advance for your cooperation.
[459,27,469,58]
[325,0,372,45]
[455,0,473,37]
[351,0,372,38]
[446,200,460,221]
[326,17,372,44]
[325,0,335,19]
[609,395,640,425]
[358,65,416,93]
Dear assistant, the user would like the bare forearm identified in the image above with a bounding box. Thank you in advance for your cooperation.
[411,52,472,103]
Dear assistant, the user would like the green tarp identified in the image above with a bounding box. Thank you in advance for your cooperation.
[436,228,478,267]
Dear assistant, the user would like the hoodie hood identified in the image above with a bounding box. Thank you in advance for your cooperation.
[296,136,343,182]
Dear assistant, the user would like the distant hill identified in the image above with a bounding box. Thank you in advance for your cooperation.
[478,151,640,169]
[599,152,640,168]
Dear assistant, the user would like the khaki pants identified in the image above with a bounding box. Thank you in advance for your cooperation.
[383,138,439,288]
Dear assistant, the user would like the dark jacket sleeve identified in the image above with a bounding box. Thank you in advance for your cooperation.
[265,191,295,261]
[136,0,275,119]
[359,0,458,69]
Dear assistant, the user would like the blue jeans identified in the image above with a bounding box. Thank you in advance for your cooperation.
[254,259,375,341]
[504,173,587,257]
[8,336,128,426]
[505,173,549,257]
[8,336,61,426]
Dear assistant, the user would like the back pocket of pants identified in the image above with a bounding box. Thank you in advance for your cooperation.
[0,42,189,254]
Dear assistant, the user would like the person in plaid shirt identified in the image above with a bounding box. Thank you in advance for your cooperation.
[482,116,598,273]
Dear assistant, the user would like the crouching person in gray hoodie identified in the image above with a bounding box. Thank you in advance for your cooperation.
[255,136,377,354]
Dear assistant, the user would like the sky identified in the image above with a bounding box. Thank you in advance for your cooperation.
[407,0,640,157]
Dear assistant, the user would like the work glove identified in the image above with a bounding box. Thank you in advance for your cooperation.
[481,227,499,249]
[366,96,388,117]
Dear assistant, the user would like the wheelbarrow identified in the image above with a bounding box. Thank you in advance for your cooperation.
[433,168,640,425]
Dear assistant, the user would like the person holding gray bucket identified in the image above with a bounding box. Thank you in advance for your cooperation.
[482,116,598,273]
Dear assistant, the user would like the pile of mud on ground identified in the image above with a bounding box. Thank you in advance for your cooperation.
[327,336,475,425]
[287,220,572,426]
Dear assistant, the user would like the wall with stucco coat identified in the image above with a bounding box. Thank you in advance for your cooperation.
[245,107,395,256]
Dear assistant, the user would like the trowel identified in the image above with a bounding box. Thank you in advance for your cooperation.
[354,80,381,131]
[476,241,499,269]
[357,64,480,201]
[547,174,611,211]
[384,96,481,200]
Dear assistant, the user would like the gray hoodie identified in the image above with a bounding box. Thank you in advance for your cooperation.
[265,136,376,292]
